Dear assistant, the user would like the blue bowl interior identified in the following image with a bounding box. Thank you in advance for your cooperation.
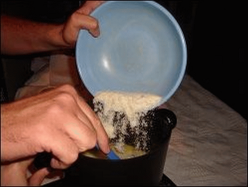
[76,1,187,105]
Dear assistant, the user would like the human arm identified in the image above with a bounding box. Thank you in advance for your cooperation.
[1,158,51,186]
[1,85,110,185]
[1,85,110,186]
[1,84,110,167]
[0,1,104,55]
[1,2,109,186]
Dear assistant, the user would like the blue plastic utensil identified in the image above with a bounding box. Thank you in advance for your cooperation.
[95,144,120,160]
[107,149,120,160]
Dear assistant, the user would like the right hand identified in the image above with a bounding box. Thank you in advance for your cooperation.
[1,84,110,169]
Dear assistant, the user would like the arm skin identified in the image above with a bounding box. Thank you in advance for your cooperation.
[1,85,110,164]
[1,85,110,186]
[1,1,110,186]
[1,1,104,55]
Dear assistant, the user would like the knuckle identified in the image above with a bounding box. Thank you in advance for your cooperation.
[69,12,79,22]
[46,102,63,116]
[83,130,97,151]
[64,151,78,165]
[55,92,75,104]
[52,151,78,169]
[90,19,99,30]
[45,92,76,115]
[58,84,77,94]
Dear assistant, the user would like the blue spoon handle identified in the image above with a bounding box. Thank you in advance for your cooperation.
[95,145,120,160]
[107,149,120,160]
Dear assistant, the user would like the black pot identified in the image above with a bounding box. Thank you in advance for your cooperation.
[63,109,177,186]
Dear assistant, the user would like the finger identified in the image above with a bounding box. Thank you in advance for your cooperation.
[77,1,105,15]
[75,1,105,37]
[1,162,28,186]
[28,167,51,186]
[91,118,110,154]
[53,85,109,153]
[63,116,97,152]
[69,12,100,38]
[41,130,79,169]
[76,97,110,154]
[19,157,35,169]
[78,14,100,37]
[56,85,106,152]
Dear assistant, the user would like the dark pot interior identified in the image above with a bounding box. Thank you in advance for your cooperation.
[64,109,176,186]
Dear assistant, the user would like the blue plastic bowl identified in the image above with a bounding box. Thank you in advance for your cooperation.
[76,1,187,106]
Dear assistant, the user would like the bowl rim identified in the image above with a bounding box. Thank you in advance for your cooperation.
[76,1,187,105]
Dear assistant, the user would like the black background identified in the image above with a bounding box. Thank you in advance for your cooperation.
[1,1,246,119]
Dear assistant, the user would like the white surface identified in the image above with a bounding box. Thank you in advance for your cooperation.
[15,55,247,186]
[161,75,247,186]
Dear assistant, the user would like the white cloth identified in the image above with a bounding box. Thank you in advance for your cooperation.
[15,54,80,99]
[15,55,247,186]
[162,75,247,186]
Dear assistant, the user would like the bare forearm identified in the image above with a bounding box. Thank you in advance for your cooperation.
[1,15,69,55]
[1,1,104,55]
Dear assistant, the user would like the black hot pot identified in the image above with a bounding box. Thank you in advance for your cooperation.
[35,109,176,186]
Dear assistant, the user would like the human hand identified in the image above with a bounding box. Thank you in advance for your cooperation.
[1,158,52,186]
[1,84,110,169]
[0,1,105,55]
[61,1,105,47]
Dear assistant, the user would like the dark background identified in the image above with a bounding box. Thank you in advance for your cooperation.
[1,1,246,119]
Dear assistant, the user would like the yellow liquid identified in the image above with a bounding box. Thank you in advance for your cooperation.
[82,144,146,160]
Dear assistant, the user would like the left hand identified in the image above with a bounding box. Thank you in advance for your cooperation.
[1,158,51,186]
[61,1,105,47]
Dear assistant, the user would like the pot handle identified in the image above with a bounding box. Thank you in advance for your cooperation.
[154,109,177,130]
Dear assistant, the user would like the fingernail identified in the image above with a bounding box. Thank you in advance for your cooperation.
[106,145,111,153]
[90,29,100,38]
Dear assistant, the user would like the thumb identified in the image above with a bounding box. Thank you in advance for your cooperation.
[28,167,51,186]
